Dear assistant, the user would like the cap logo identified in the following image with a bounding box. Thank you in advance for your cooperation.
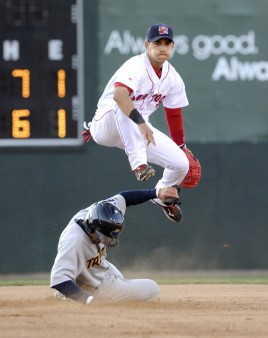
[158,25,168,35]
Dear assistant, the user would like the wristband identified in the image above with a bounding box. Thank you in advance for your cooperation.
[129,109,145,125]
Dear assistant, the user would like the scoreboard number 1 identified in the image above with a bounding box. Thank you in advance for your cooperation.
[0,0,84,147]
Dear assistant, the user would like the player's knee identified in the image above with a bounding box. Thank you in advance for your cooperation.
[134,279,160,301]
[173,151,189,176]
[144,280,160,300]
[181,155,190,176]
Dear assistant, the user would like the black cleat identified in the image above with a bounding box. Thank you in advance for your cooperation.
[152,199,183,223]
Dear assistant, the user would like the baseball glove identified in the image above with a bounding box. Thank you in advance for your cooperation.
[181,147,201,189]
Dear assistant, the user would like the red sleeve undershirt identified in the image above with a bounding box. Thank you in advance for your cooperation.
[164,107,185,147]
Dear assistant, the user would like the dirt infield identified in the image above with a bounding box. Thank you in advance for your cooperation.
[0,285,267,338]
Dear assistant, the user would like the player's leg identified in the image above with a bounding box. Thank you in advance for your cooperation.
[94,275,160,302]
[146,124,189,187]
[145,125,189,222]
[90,109,154,180]
[115,110,148,170]
[90,110,125,149]
[91,108,147,167]
[113,110,156,181]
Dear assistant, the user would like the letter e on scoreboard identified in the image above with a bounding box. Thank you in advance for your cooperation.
[48,40,64,60]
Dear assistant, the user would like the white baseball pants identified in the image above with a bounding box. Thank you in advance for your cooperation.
[92,263,159,302]
[90,110,189,191]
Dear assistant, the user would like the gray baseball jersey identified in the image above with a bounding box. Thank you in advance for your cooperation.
[50,192,159,302]
[50,194,126,289]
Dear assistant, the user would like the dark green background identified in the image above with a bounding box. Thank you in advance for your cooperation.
[0,0,267,274]
[97,0,268,143]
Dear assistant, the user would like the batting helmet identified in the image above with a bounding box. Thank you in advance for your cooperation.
[181,148,202,189]
[85,201,124,239]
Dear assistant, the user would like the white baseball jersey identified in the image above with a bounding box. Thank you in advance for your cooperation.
[96,52,189,121]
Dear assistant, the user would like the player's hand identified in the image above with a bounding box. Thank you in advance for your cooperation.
[86,296,94,304]
[82,121,92,143]
[138,123,155,145]
[181,144,193,156]
[157,186,180,203]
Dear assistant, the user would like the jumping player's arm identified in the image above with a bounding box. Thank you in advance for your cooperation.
[113,85,155,145]
[164,107,185,148]
[119,187,179,207]
[164,107,202,189]
[113,85,135,115]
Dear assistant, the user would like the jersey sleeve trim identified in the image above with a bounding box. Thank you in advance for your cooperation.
[114,82,133,95]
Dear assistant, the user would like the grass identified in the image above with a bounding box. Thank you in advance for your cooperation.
[155,276,268,285]
[0,279,49,286]
[1,274,268,286]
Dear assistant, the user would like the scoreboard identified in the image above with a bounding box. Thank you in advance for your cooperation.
[0,0,84,146]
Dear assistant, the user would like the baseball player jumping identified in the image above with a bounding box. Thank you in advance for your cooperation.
[83,23,201,223]
[50,186,180,304]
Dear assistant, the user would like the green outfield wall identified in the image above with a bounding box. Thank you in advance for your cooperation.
[0,0,268,274]
[1,142,267,273]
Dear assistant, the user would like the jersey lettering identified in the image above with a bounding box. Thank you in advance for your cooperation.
[130,94,148,101]
[130,93,166,108]
[149,94,166,107]
[86,247,105,268]
[150,94,166,103]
